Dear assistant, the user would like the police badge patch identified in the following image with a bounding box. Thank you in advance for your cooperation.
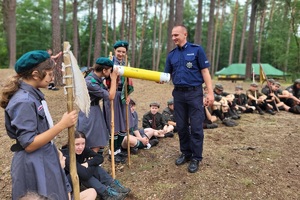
[186,62,193,68]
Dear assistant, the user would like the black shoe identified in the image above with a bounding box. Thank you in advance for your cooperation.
[149,138,159,147]
[109,154,126,164]
[222,118,237,127]
[266,109,276,115]
[175,154,191,166]
[164,132,174,138]
[206,123,218,129]
[188,159,200,173]
[130,147,139,155]
[51,87,59,91]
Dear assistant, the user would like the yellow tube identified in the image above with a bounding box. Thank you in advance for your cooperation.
[115,65,170,82]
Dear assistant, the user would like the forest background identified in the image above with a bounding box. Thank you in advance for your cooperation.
[1,0,300,85]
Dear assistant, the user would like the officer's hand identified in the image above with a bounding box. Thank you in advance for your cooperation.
[204,93,214,106]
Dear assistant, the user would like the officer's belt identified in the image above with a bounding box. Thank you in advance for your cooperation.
[11,140,24,152]
[174,86,201,91]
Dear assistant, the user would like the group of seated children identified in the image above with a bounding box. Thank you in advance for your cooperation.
[203,79,300,129]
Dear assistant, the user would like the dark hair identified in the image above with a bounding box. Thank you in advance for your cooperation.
[61,131,86,149]
[75,131,86,139]
[92,63,113,73]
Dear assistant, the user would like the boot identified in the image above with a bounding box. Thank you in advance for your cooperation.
[100,186,126,200]
[110,179,131,194]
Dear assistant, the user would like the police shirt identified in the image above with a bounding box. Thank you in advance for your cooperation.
[164,42,210,87]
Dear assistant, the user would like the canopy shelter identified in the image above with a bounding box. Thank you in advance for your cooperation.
[215,63,286,81]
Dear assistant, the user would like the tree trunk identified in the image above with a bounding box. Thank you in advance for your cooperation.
[238,0,249,63]
[152,0,158,70]
[113,0,116,42]
[156,0,163,71]
[3,0,16,68]
[175,0,184,25]
[52,0,63,86]
[121,0,125,40]
[211,0,220,75]
[215,0,226,74]
[166,0,175,53]
[256,6,266,63]
[245,0,259,80]
[137,0,148,68]
[63,0,67,42]
[130,0,137,67]
[87,0,94,67]
[94,0,103,61]
[73,0,79,59]
[194,0,203,44]
[206,0,215,66]
[105,0,109,56]
[228,0,238,65]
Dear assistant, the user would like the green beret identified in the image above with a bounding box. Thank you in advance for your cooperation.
[167,98,174,105]
[15,50,50,74]
[96,57,114,67]
[113,41,129,50]
[149,102,160,108]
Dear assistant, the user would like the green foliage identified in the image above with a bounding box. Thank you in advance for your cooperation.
[16,0,52,57]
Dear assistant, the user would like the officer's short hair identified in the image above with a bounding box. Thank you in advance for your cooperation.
[150,102,160,108]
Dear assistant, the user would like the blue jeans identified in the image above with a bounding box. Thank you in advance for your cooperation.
[81,166,113,195]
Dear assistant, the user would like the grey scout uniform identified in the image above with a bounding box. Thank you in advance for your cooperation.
[5,82,69,200]
[77,71,110,148]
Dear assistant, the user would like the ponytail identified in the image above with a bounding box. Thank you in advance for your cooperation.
[0,74,21,109]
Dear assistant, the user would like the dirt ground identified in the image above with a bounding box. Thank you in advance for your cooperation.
[0,69,299,200]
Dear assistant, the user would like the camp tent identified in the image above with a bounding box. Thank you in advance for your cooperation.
[215,63,286,80]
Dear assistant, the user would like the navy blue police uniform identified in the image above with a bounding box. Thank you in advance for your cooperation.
[164,42,210,162]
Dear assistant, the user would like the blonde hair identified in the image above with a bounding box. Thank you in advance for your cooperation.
[0,59,55,109]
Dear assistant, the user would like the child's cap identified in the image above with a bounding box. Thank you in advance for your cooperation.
[96,57,114,67]
[149,102,160,108]
[15,50,50,74]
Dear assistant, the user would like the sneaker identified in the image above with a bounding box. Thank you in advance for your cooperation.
[110,179,131,194]
[51,87,59,91]
[149,138,159,147]
[101,186,126,200]
[222,118,237,127]
[164,132,174,138]
[206,123,218,129]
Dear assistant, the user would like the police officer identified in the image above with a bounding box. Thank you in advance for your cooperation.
[164,25,214,173]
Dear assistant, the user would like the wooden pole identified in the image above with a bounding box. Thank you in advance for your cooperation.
[63,42,80,200]
[125,55,131,167]
[109,52,116,178]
